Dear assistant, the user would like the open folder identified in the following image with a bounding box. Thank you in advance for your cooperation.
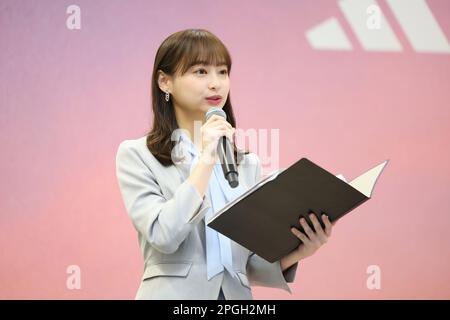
[207,158,389,263]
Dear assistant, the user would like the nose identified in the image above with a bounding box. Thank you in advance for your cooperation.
[208,72,221,90]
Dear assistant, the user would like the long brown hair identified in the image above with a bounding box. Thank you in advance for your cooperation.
[146,28,249,167]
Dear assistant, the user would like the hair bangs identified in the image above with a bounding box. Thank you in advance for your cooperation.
[174,33,232,76]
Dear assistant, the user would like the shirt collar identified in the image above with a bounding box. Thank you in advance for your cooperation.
[178,130,200,157]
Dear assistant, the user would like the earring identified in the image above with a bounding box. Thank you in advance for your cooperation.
[165,92,170,102]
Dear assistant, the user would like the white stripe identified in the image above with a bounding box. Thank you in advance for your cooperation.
[338,0,402,51]
[386,0,450,53]
[305,17,353,51]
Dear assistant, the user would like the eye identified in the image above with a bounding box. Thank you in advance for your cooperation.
[220,69,228,75]
[195,68,207,75]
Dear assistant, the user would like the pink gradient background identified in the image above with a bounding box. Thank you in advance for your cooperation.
[1,0,449,299]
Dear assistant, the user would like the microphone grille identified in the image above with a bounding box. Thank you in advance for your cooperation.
[205,107,226,121]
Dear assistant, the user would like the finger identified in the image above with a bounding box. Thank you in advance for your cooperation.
[209,114,226,121]
[206,116,231,130]
[309,213,324,233]
[322,214,333,237]
[205,114,222,124]
[300,217,317,242]
[212,125,228,133]
[210,126,232,138]
[216,119,231,126]
[290,227,310,244]
[310,214,328,244]
[214,129,229,142]
[217,127,234,142]
[208,116,231,127]
[227,128,236,140]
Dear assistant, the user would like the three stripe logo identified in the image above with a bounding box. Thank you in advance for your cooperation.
[306,0,450,53]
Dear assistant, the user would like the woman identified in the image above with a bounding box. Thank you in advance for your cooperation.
[115,29,335,300]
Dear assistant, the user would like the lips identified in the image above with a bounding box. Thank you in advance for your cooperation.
[205,96,223,105]
[206,95,222,100]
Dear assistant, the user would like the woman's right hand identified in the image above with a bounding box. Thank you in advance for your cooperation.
[200,114,235,165]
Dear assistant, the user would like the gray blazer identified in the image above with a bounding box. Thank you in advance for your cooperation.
[115,136,298,299]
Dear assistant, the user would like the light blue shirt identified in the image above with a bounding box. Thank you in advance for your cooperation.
[177,131,246,281]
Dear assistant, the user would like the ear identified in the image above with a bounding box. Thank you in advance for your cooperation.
[157,70,172,94]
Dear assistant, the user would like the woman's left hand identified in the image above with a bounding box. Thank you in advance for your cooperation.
[289,213,336,261]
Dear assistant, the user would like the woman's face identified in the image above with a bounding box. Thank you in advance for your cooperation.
[170,63,230,114]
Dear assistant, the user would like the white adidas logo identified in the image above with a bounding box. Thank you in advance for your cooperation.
[306,0,450,53]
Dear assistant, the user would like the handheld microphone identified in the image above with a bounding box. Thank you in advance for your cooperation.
[205,107,239,188]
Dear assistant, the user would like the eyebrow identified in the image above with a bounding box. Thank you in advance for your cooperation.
[193,62,227,68]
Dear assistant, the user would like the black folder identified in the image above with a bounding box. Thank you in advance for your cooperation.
[207,157,389,263]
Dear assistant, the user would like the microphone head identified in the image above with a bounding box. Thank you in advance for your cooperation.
[205,107,226,121]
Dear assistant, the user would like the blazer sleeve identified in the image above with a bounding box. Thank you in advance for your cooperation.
[115,141,211,254]
[245,153,299,294]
